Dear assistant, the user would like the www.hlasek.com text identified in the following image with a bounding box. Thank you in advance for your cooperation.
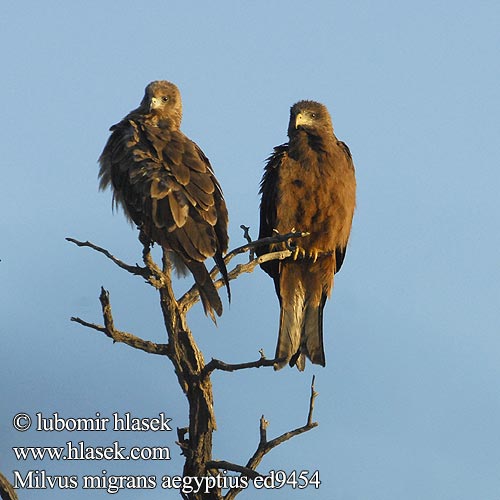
[13,441,170,461]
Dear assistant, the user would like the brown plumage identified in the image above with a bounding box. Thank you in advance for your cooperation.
[99,81,229,321]
[257,100,356,370]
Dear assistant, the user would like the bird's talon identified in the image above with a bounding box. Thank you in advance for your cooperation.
[309,249,320,263]
[292,247,306,260]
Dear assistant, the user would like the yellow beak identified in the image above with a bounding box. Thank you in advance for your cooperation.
[295,112,311,128]
[150,97,160,111]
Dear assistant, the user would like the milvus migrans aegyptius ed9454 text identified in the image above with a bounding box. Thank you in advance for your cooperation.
[257,100,356,370]
[99,81,230,321]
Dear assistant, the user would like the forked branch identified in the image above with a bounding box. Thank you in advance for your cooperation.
[67,231,309,317]
[70,287,168,356]
[178,229,309,313]
[215,376,318,500]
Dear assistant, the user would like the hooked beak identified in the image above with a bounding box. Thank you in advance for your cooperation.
[149,97,161,112]
[295,112,310,129]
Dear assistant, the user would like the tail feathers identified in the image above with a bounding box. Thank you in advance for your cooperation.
[301,300,326,367]
[274,301,304,370]
[185,260,223,323]
[169,251,189,278]
[213,250,231,303]
[274,294,327,371]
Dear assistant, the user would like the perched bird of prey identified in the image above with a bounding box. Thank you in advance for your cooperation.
[257,100,356,370]
[99,81,229,321]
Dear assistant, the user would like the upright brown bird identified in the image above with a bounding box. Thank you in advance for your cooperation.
[99,81,229,321]
[257,100,356,370]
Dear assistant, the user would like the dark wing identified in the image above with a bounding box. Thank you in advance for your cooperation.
[194,144,229,256]
[256,144,288,292]
[98,119,140,218]
[333,140,355,274]
[99,118,230,309]
[101,120,226,257]
[153,129,227,259]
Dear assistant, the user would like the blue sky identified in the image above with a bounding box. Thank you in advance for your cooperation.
[1,1,500,498]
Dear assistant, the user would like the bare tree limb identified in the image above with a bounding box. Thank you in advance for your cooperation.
[178,248,296,314]
[239,225,252,245]
[66,237,147,277]
[70,287,168,356]
[66,237,169,289]
[206,461,263,480]
[177,229,308,313]
[66,231,309,315]
[253,376,319,462]
[202,350,275,379]
[239,224,254,260]
[69,232,320,500]
[224,230,309,267]
[307,375,318,426]
[224,377,319,500]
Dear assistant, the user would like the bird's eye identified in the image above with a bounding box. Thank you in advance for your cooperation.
[311,113,317,119]
[161,96,169,102]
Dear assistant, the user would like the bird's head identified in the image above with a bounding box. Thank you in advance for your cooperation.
[288,100,333,138]
[141,80,183,128]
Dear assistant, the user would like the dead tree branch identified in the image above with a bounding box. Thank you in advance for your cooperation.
[178,229,308,314]
[223,377,318,500]
[255,376,318,461]
[202,350,275,379]
[206,461,263,480]
[66,237,167,288]
[68,229,319,500]
[66,237,147,277]
[70,287,168,355]
[239,224,254,260]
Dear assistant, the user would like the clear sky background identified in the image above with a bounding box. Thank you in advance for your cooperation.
[1,1,499,499]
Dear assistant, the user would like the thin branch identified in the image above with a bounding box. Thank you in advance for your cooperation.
[202,350,275,379]
[256,376,318,456]
[239,225,254,260]
[67,232,308,314]
[224,377,319,500]
[142,240,171,288]
[239,225,252,245]
[206,461,263,480]
[70,287,168,356]
[258,415,269,447]
[224,231,309,267]
[178,249,295,314]
[177,230,307,313]
[66,237,147,277]
[66,237,169,289]
[307,375,318,426]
